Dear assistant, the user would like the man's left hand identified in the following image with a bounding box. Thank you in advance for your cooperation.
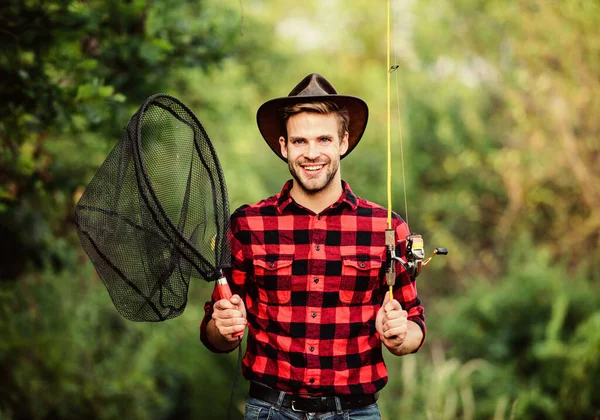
[375,291,408,351]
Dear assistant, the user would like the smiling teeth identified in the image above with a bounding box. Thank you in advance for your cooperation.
[304,166,323,171]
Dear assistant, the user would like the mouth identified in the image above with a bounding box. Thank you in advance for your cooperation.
[300,163,326,176]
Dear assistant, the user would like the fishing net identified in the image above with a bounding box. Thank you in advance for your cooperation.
[75,94,230,322]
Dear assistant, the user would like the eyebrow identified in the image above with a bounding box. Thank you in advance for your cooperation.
[289,135,334,142]
[289,136,306,142]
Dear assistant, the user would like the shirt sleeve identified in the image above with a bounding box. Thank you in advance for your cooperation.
[390,217,426,353]
[199,213,247,353]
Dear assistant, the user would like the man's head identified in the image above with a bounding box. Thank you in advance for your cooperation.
[278,102,349,194]
[279,101,349,143]
[256,73,369,162]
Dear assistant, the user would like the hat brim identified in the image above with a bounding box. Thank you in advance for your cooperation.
[256,95,369,162]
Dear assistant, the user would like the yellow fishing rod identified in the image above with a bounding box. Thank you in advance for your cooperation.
[384,0,447,298]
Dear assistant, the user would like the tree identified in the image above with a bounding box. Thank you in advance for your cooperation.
[0,0,241,279]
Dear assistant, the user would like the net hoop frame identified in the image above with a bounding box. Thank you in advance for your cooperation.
[131,93,230,283]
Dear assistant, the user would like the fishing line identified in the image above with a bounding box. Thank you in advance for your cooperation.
[387,0,409,228]
[384,1,448,292]
[392,7,409,226]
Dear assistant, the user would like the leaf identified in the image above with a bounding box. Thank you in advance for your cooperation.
[97,85,115,98]
[112,93,127,103]
[75,83,95,101]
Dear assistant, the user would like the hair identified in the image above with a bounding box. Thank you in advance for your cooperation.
[279,101,349,142]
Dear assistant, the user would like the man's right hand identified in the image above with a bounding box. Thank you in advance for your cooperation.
[211,294,247,342]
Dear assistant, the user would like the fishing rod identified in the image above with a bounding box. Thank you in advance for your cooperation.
[383,0,447,296]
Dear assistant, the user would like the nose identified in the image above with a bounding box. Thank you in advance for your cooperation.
[305,140,320,160]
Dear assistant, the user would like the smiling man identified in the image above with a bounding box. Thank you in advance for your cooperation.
[280,104,348,214]
[200,74,426,420]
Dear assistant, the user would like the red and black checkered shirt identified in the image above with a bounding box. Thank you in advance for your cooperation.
[201,180,425,396]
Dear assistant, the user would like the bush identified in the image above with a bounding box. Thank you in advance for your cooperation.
[435,237,600,419]
[0,258,243,419]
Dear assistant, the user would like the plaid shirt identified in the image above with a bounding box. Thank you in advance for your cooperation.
[201,180,425,396]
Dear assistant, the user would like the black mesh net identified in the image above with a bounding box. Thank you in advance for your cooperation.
[75,94,230,322]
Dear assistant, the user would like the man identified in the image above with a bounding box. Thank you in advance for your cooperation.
[200,74,425,420]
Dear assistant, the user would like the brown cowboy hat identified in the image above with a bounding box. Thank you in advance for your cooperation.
[256,73,369,161]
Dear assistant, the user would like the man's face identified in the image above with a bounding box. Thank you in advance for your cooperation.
[279,112,349,195]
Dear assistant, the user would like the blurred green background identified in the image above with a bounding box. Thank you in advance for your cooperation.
[1,0,599,419]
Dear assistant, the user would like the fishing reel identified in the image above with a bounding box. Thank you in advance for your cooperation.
[385,230,448,284]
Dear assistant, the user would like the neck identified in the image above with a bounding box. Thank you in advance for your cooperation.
[289,176,344,214]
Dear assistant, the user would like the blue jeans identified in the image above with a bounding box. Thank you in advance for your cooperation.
[244,396,381,420]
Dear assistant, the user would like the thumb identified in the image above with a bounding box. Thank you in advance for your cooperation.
[377,291,390,317]
[382,290,401,313]
[229,294,242,305]
[382,290,392,305]
[230,294,247,317]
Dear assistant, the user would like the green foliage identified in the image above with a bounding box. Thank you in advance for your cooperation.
[383,348,512,420]
[381,239,599,420]
[0,258,243,419]
[0,0,243,279]
[1,0,599,418]
[434,237,600,419]
[1,264,162,418]
[408,0,600,281]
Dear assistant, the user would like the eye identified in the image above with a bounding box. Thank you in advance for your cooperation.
[320,137,332,143]
[293,139,305,145]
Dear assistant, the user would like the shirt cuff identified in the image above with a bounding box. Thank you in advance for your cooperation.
[408,317,426,353]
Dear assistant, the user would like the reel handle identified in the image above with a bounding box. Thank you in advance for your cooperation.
[422,247,449,267]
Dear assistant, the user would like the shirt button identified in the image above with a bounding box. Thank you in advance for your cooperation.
[315,245,320,251]
[317,215,322,220]
[309,378,315,384]
[309,346,314,352]
[359,262,366,268]
[313,278,319,284]
[311,312,317,318]
[269,262,275,268]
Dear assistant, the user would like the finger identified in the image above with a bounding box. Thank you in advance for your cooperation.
[382,290,402,311]
[383,317,407,332]
[218,318,247,333]
[383,290,391,304]
[384,290,391,302]
[215,317,247,327]
[213,308,244,319]
[229,294,243,305]
[385,299,402,312]
[384,309,408,320]
[384,325,408,339]
[227,321,247,333]
[234,295,247,317]
[214,298,236,311]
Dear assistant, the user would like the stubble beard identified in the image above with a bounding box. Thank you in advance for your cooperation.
[288,158,340,196]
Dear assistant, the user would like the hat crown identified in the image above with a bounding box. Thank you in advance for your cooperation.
[289,73,337,97]
[257,73,368,161]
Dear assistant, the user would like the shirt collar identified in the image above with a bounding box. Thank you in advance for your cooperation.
[276,180,358,215]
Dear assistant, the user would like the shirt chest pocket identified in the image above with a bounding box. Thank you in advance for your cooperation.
[339,256,382,305]
[253,255,294,305]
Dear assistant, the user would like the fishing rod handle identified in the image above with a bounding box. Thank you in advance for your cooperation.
[216,277,233,299]
[216,277,244,338]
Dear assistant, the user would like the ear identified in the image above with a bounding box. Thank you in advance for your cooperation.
[339,131,349,156]
[278,136,288,159]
